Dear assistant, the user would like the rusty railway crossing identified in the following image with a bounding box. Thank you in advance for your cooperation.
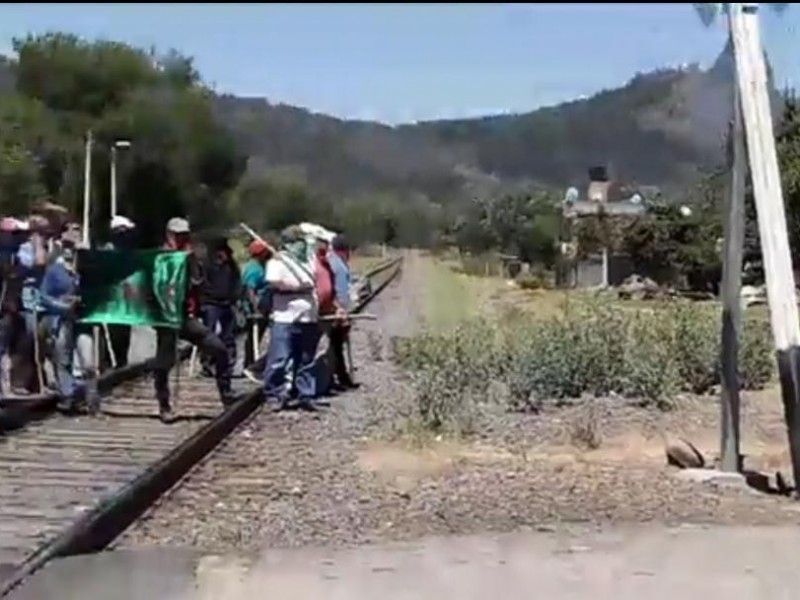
[0,256,403,597]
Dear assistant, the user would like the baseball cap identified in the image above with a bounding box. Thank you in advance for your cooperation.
[111,215,136,230]
[248,239,270,257]
[316,228,336,243]
[166,217,191,234]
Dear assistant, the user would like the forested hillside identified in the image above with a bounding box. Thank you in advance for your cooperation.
[0,33,772,249]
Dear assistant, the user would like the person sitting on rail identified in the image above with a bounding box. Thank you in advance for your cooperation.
[241,239,272,384]
[262,225,320,411]
[39,235,99,414]
[199,236,241,384]
[327,234,358,390]
[153,218,235,423]
[98,215,138,370]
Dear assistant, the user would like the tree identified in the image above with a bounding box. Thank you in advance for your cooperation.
[777,96,800,263]
[454,192,559,267]
[620,199,722,290]
[3,33,245,244]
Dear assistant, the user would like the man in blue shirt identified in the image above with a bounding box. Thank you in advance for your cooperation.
[39,241,98,413]
[327,235,358,390]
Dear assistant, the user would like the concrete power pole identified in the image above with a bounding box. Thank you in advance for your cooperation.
[719,79,747,473]
[729,2,800,491]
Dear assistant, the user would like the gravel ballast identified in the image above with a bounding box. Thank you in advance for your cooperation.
[118,252,800,553]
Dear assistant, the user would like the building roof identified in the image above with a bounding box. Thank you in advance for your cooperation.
[564,200,646,218]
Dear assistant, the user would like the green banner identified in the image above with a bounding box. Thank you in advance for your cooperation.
[78,249,189,329]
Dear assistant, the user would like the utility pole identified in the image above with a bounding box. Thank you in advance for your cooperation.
[110,140,131,218]
[110,145,118,219]
[82,129,93,247]
[729,2,800,492]
[719,79,747,472]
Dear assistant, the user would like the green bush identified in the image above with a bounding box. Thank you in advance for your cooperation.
[516,272,550,290]
[668,303,720,394]
[740,316,774,390]
[393,300,775,432]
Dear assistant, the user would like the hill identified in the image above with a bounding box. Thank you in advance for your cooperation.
[216,43,750,202]
[1,41,769,204]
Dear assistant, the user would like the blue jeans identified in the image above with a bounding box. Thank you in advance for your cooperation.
[263,322,319,403]
[46,317,97,405]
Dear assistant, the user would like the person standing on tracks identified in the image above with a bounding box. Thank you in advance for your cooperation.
[262,225,320,411]
[99,215,138,370]
[310,230,347,396]
[241,239,272,383]
[15,215,50,394]
[0,218,27,397]
[328,234,358,390]
[153,218,235,423]
[199,236,241,384]
[39,238,99,414]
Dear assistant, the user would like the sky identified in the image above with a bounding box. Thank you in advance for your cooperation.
[1,3,800,124]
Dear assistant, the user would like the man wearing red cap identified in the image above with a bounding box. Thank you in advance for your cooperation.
[241,239,272,381]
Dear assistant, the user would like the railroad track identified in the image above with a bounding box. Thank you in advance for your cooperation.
[0,255,403,597]
[0,346,193,434]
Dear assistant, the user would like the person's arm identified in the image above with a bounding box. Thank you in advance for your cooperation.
[16,243,33,270]
[31,233,47,267]
[242,265,260,309]
[39,265,73,315]
[333,258,352,313]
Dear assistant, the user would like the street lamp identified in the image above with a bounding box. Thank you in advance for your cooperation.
[110,139,131,218]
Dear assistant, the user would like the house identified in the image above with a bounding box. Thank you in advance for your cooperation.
[558,168,651,289]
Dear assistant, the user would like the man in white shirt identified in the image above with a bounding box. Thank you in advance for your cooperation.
[263,225,320,410]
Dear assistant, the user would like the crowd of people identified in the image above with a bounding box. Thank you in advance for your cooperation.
[0,208,359,423]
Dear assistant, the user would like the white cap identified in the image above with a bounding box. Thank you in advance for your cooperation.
[111,215,136,230]
[298,222,335,243]
[166,217,190,234]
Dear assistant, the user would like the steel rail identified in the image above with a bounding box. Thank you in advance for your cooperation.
[0,256,403,598]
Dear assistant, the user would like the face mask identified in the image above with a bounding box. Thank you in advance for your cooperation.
[112,228,135,246]
[286,241,307,261]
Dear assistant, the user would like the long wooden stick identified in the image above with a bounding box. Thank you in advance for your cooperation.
[188,345,198,378]
[102,324,117,370]
[32,313,44,393]
[251,322,259,363]
[319,313,376,322]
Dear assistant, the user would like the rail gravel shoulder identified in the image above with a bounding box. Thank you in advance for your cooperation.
[0,255,403,598]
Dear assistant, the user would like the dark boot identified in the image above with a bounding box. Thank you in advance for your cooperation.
[158,397,175,423]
